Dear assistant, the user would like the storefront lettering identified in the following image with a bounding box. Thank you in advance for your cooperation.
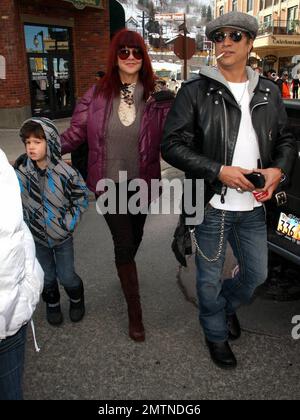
[54,71,69,79]
[272,38,300,46]
[32,72,47,81]
[61,0,103,9]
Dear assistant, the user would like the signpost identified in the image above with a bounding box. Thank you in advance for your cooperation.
[174,36,196,60]
[154,13,196,80]
[174,15,196,80]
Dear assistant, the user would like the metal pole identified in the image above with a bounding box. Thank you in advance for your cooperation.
[142,11,145,39]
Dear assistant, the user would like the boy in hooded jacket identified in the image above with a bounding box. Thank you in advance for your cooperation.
[15,118,88,326]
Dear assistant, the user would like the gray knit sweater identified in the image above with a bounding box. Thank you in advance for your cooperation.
[105,82,145,182]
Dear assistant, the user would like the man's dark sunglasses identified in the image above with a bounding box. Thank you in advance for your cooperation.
[117,48,143,60]
[211,31,244,43]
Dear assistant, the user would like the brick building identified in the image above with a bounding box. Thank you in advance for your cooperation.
[0,0,125,128]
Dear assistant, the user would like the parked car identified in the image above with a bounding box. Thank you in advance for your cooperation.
[267,99,300,265]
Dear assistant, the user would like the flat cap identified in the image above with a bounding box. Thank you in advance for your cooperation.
[206,11,259,40]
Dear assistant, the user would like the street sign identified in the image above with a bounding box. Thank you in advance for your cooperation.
[155,13,184,22]
[174,35,196,60]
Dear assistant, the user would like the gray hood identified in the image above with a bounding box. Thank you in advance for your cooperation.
[199,65,260,102]
[20,117,61,168]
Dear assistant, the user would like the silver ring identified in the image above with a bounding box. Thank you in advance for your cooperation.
[236,187,243,193]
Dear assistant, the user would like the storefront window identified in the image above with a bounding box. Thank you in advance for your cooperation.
[24,25,70,54]
[24,24,74,119]
[29,57,51,115]
[278,57,293,77]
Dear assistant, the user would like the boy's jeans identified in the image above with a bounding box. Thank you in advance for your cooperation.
[0,325,27,400]
[195,205,268,343]
[35,237,81,291]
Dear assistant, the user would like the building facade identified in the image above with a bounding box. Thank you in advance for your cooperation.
[0,0,124,128]
[215,0,300,77]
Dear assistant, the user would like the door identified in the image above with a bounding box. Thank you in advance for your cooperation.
[28,54,74,119]
[51,55,73,118]
[28,55,52,117]
[25,24,74,119]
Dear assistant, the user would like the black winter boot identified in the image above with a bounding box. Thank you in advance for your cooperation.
[64,281,85,322]
[42,286,63,326]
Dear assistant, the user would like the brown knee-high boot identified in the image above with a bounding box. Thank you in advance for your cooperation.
[117,261,145,342]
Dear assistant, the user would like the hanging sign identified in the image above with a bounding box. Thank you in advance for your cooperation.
[264,55,277,64]
[62,0,103,9]
[0,55,5,79]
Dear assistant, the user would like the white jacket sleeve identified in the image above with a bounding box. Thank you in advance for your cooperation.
[0,148,43,339]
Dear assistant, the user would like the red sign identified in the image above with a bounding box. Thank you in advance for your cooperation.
[174,36,196,60]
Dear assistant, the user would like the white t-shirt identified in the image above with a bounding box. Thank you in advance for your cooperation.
[210,81,262,211]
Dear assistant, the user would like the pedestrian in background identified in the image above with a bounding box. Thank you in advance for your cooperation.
[95,70,105,81]
[61,29,174,342]
[276,71,291,98]
[15,118,88,327]
[0,148,43,400]
[162,11,296,369]
[265,69,278,81]
[291,74,299,99]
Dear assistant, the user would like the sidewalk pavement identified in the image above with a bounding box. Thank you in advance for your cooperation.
[2,117,300,399]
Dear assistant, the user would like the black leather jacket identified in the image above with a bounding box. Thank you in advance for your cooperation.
[161,66,296,206]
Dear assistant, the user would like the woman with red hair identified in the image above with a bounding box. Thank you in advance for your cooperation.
[61,29,174,342]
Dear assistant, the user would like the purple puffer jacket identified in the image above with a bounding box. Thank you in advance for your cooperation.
[61,86,174,193]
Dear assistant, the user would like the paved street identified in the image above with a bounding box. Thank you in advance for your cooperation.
[1,124,300,400]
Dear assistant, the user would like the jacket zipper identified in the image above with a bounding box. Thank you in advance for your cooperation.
[250,101,268,168]
[221,97,228,204]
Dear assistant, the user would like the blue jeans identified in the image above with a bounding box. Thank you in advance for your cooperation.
[195,205,268,342]
[0,325,27,400]
[35,237,81,291]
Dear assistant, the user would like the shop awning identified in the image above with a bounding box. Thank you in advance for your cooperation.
[61,0,104,9]
[254,34,300,51]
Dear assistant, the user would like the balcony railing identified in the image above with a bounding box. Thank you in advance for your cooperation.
[258,19,300,36]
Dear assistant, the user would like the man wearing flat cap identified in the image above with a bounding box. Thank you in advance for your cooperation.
[162,11,296,369]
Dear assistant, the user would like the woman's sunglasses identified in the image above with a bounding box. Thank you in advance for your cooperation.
[117,48,143,61]
[211,31,244,43]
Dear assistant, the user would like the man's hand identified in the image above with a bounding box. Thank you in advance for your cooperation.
[218,166,255,191]
[254,168,282,202]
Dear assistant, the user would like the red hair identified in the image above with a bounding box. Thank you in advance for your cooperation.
[96,29,155,100]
